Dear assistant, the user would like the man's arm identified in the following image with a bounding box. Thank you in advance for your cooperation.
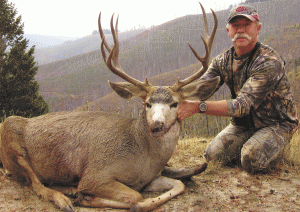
[177,100,228,122]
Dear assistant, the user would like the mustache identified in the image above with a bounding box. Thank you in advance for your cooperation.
[232,34,252,42]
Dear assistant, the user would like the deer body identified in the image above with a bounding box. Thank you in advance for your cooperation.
[3,109,179,191]
[1,3,218,211]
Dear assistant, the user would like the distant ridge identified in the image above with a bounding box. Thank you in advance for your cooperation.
[24,34,80,49]
[29,29,146,65]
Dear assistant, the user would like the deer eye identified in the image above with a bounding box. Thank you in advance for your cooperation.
[170,103,178,108]
[146,103,152,108]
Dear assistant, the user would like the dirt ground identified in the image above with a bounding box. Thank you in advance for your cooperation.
[1,138,300,212]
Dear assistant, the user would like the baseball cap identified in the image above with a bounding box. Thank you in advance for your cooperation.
[228,4,260,23]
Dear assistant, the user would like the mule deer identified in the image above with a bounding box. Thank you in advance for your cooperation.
[1,3,218,212]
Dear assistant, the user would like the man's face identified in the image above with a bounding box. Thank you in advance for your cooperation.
[227,17,261,49]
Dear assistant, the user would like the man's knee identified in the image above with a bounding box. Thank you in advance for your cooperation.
[240,145,256,173]
[241,125,291,173]
[203,139,225,162]
[203,147,217,162]
[204,142,236,163]
[241,144,271,173]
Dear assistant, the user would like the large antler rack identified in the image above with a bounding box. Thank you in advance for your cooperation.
[170,2,218,92]
[98,13,152,91]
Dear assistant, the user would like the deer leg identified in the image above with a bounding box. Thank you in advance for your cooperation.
[162,162,207,179]
[50,186,78,197]
[75,180,142,209]
[15,155,74,212]
[74,195,132,209]
[131,176,185,212]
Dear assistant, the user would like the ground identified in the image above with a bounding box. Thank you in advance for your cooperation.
[1,137,300,212]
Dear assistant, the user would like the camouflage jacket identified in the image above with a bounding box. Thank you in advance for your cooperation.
[201,42,298,131]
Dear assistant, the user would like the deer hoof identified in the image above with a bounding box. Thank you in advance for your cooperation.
[194,162,207,175]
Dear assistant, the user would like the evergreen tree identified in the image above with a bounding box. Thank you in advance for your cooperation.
[0,0,49,120]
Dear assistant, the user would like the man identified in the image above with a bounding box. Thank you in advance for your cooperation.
[177,4,298,173]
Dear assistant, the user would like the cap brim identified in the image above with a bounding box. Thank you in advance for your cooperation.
[228,14,256,23]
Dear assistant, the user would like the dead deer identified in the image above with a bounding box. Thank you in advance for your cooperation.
[0,3,218,212]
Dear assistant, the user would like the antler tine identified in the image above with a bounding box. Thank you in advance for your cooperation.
[207,9,218,59]
[200,2,209,42]
[98,12,151,91]
[187,35,208,65]
[109,14,121,69]
[170,2,218,92]
[98,12,111,53]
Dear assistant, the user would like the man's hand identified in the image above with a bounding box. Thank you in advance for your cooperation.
[177,100,200,122]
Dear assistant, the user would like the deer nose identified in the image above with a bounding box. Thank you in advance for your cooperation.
[151,121,164,133]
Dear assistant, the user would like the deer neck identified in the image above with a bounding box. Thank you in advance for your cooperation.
[135,109,180,162]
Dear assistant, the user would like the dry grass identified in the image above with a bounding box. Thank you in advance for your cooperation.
[169,137,223,174]
[283,130,300,166]
[0,123,2,164]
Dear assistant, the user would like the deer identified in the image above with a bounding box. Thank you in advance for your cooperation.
[0,2,218,212]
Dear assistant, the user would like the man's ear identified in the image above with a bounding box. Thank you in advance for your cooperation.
[180,77,220,100]
[108,81,147,99]
[257,24,261,34]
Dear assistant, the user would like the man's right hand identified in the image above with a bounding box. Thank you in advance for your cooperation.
[177,100,200,122]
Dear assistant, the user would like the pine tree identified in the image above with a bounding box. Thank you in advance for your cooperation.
[0,0,49,120]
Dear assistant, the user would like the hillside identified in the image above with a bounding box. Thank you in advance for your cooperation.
[32,28,146,65]
[36,0,300,113]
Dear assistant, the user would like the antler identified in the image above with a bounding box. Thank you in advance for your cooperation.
[170,2,218,92]
[98,13,151,91]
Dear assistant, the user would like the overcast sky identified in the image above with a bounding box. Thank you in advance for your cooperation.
[9,0,244,39]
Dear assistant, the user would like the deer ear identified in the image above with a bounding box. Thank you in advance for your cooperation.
[180,77,220,100]
[108,81,147,99]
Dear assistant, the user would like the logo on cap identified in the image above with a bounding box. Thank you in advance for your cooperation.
[236,6,248,13]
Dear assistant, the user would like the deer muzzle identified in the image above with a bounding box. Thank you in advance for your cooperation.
[149,120,179,138]
[151,121,165,134]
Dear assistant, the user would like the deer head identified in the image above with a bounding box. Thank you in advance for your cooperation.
[98,2,219,138]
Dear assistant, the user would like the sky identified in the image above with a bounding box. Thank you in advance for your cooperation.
[9,0,244,39]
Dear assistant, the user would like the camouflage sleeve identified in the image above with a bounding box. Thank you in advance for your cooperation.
[227,57,285,117]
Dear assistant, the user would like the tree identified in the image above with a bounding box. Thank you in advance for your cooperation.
[0,0,49,120]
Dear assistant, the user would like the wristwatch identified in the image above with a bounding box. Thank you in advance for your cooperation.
[199,101,207,113]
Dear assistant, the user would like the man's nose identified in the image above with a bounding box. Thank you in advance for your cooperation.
[237,25,246,33]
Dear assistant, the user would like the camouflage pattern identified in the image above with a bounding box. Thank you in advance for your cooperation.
[201,42,298,172]
[204,123,293,172]
[201,42,298,130]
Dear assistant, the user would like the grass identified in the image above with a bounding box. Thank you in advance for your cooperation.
[170,137,224,174]
[283,130,300,166]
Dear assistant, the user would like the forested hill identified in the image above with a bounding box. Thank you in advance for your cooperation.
[36,0,300,112]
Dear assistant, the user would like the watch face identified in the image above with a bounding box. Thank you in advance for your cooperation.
[200,102,207,112]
